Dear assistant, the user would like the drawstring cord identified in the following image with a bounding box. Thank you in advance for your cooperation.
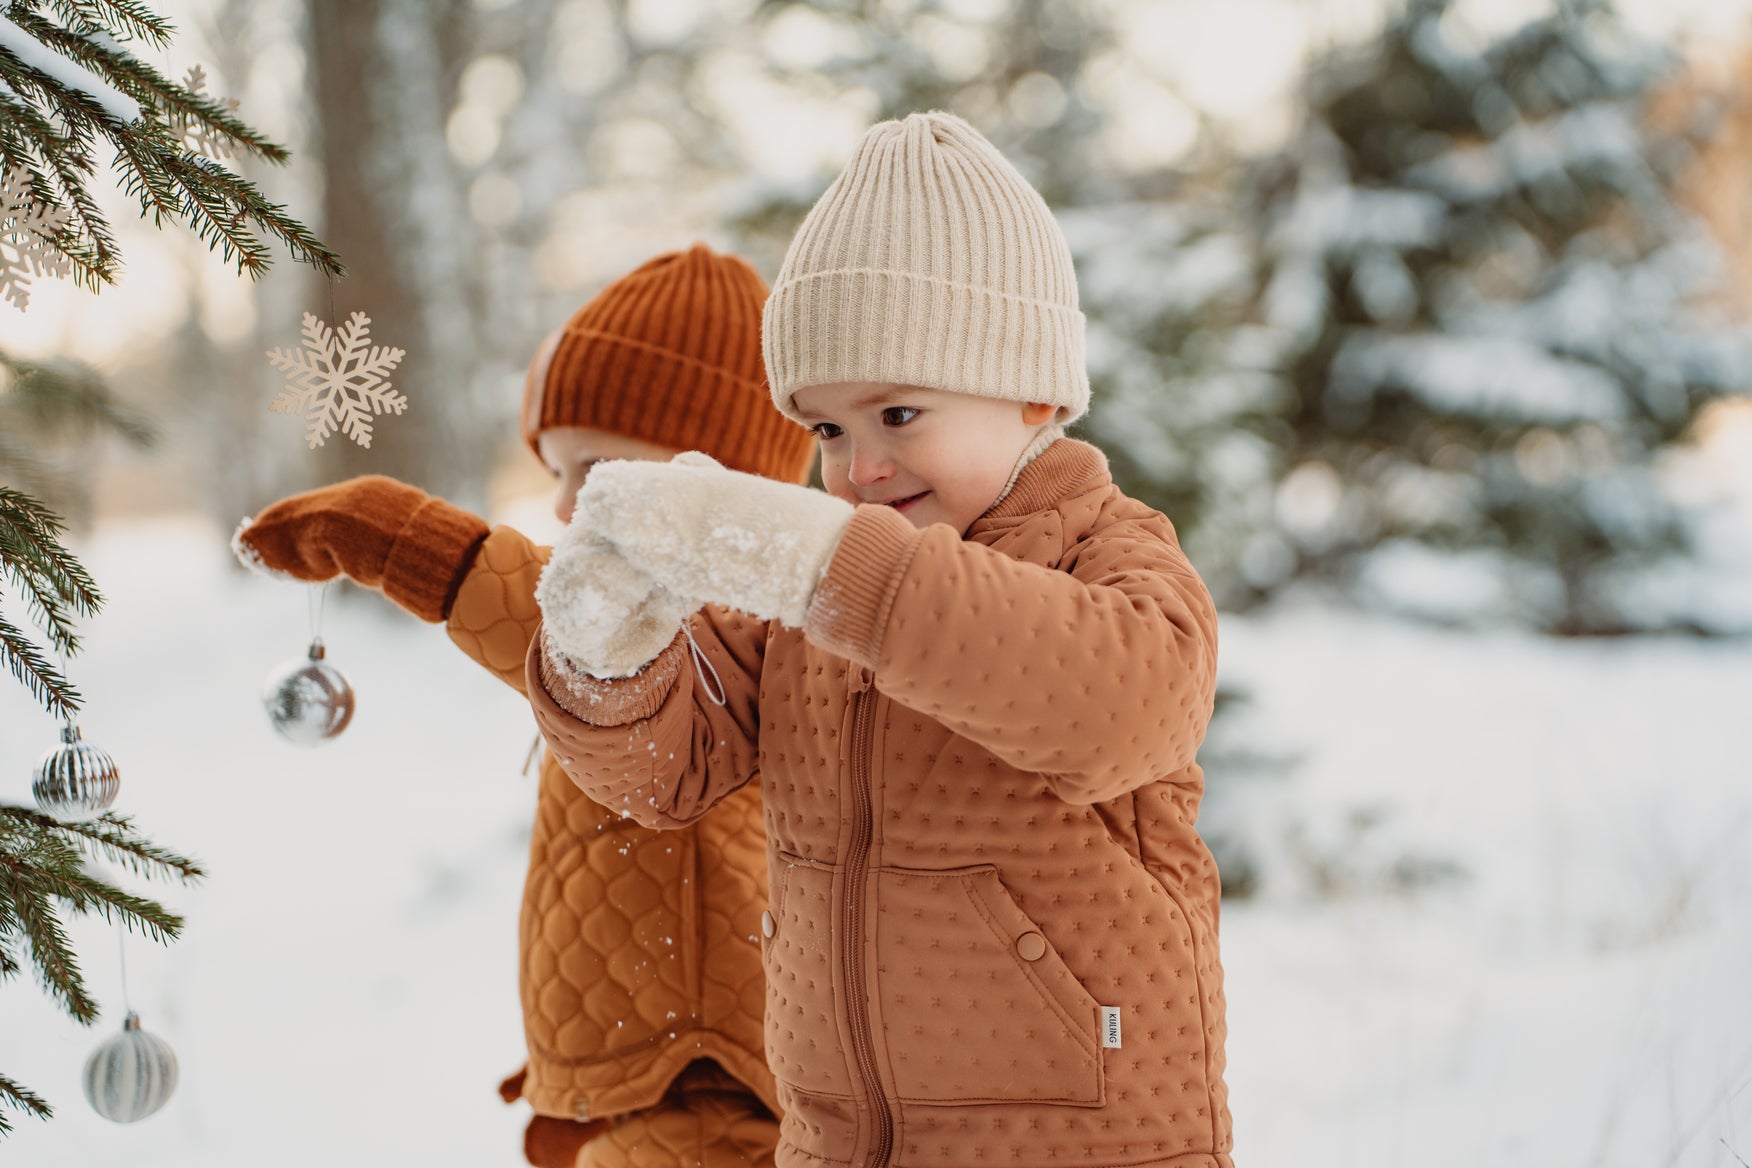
[681,621,727,707]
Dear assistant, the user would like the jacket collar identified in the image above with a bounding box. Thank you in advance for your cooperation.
[970,438,1110,535]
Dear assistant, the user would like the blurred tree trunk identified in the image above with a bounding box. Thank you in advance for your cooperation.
[304,0,491,503]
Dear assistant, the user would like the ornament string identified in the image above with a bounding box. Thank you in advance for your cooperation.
[116,926,133,1015]
[308,580,328,647]
[681,621,726,707]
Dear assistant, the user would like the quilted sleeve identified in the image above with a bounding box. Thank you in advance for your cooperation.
[446,525,551,695]
[806,502,1217,805]
[525,603,770,830]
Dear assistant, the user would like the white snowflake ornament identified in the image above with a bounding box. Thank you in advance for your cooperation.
[267,311,408,449]
[171,66,241,161]
[1,165,73,310]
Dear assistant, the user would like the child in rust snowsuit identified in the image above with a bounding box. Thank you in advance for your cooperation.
[233,245,810,1168]
[525,113,1233,1168]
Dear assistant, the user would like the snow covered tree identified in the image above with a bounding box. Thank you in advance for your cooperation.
[0,0,333,1131]
[1122,0,1748,634]
[723,0,1123,268]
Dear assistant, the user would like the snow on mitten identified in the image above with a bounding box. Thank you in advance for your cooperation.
[535,521,696,679]
[581,452,855,628]
[232,475,489,623]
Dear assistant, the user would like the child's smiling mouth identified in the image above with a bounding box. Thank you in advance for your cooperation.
[883,491,930,513]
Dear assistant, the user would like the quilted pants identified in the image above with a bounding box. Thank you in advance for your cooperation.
[574,1061,777,1168]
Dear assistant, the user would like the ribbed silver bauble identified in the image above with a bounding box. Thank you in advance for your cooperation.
[262,637,355,745]
[31,723,120,820]
[83,1011,178,1123]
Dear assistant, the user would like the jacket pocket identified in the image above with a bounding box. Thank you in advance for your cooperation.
[872,864,1103,1105]
[762,851,855,1098]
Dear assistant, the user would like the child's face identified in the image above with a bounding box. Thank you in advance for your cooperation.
[538,426,681,523]
[792,382,1054,536]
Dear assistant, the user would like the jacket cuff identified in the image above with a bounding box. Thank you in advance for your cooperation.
[381,496,492,622]
[804,504,923,670]
[528,624,687,727]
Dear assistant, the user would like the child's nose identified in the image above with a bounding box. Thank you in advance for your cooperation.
[846,447,893,487]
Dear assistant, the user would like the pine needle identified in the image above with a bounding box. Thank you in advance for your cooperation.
[0,1073,52,1133]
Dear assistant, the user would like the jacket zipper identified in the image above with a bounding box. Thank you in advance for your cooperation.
[844,670,894,1168]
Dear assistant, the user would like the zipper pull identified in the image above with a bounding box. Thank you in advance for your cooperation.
[849,665,874,695]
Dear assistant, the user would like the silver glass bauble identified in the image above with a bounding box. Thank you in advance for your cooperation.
[261,637,355,745]
[83,1011,178,1123]
[31,723,120,820]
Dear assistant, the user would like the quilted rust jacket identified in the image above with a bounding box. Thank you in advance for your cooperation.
[445,526,777,1124]
[527,439,1232,1168]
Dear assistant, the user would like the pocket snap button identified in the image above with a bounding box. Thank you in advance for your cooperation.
[1016,931,1046,961]
[760,910,776,939]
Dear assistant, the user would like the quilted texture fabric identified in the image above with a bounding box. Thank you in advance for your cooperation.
[576,1060,780,1168]
[528,439,1232,1168]
[448,526,778,1125]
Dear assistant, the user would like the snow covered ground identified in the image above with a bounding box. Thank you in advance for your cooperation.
[3,515,1750,1167]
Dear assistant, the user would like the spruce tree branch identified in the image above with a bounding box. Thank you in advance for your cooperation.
[47,0,173,49]
[0,92,118,285]
[0,352,156,446]
[0,814,190,947]
[0,614,79,717]
[0,5,341,280]
[0,38,134,138]
[0,862,96,1022]
[162,150,343,276]
[0,807,205,886]
[12,7,284,163]
[107,124,180,229]
[158,151,270,276]
[0,486,104,620]
[0,1072,52,1133]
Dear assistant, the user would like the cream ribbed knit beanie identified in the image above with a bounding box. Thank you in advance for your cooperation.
[763,111,1089,425]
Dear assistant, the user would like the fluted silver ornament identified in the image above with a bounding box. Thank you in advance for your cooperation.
[83,1011,179,1123]
[31,723,120,820]
[261,637,355,745]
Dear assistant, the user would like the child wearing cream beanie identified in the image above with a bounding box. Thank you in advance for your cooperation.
[530,112,1234,1168]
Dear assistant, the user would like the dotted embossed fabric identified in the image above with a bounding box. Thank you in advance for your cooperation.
[448,526,776,1124]
[529,441,1232,1168]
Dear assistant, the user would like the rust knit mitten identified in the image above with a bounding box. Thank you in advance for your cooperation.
[232,475,490,623]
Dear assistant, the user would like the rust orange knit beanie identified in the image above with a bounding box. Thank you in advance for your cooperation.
[521,243,814,484]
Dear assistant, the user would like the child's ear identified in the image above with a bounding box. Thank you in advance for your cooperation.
[1021,402,1055,425]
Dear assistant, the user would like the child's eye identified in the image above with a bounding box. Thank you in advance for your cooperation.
[811,422,844,440]
[881,407,919,427]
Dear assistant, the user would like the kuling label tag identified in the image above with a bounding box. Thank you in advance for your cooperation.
[1100,1006,1122,1048]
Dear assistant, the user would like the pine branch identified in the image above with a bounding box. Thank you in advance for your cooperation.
[0,1072,52,1134]
[0,4,344,279]
[0,95,118,285]
[0,807,204,886]
[21,856,186,945]
[154,148,271,275]
[0,806,197,1034]
[158,148,342,276]
[0,861,97,1022]
[0,486,103,639]
[0,615,78,716]
[46,0,174,49]
[0,351,156,446]
[16,9,285,164]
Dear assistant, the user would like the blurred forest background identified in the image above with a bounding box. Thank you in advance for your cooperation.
[8,0,1748,638]
[5,1,1752,1162]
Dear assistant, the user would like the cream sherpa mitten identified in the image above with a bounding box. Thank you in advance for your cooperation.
[534,525,697,679]
[581,452,855,628]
